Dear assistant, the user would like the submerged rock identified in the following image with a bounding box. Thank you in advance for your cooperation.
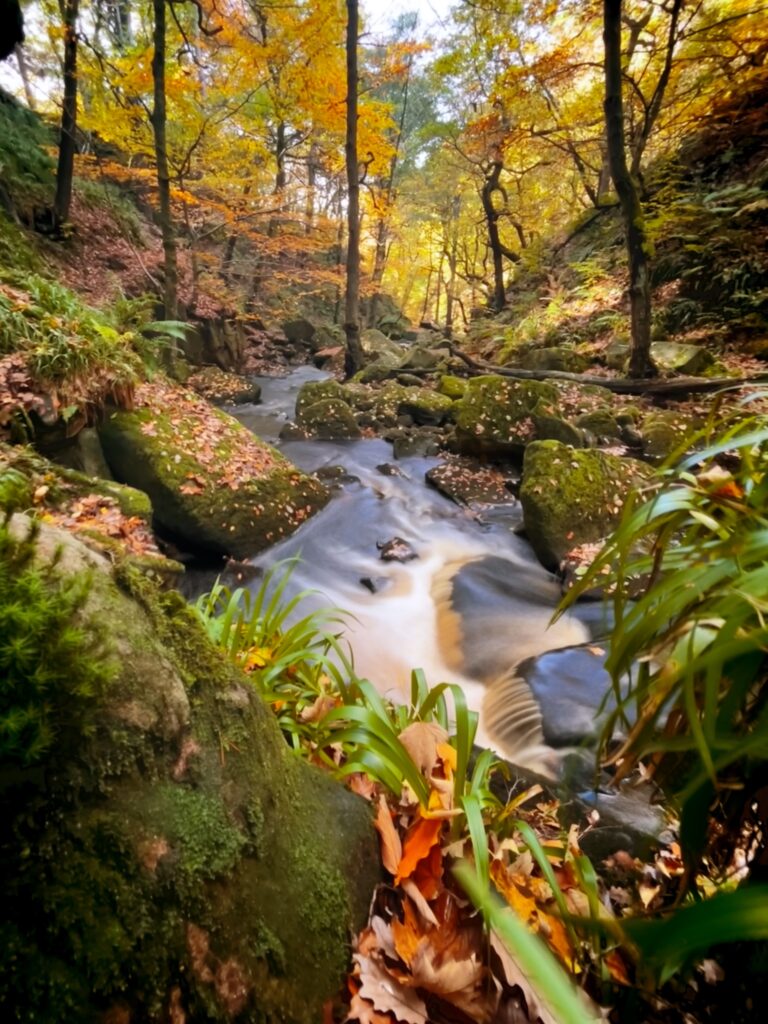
[99,378,328,558]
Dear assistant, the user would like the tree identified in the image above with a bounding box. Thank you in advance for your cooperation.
[603,0,655,378]
[344,0,364,378]
[150,0,178,319]
[53,0,79,229]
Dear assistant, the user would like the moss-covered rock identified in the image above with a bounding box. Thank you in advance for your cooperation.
[520,440,651,569]
[439,375,467,400]
[650,341,715,375]
[99,379,328,559]
[575,410,623,441]
[186,366,262,405]
[295,378,348,419]
[397,387,455,426]
[1,517,379,1024]
[453,375,562,457]
[640,409,700,460]
[520,347,590,373]
[297,397,362,439]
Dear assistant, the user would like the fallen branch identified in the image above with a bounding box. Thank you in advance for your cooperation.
[442,343,768,396]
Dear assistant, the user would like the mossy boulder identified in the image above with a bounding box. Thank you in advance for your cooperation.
[650,341,715,375]
[295,379,348,419]
[186,366,261,405]
[397,387,455,426]
[640,409,700,460]
[1,517,379,1024]
[575,410,623,442]
[453,375,562,456]
[439,375,467,400]
[520,440,651,569]
[520,347,590,373]
[99,380,328,558]
[297,397,362,439]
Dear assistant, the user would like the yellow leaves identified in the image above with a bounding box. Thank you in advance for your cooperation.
[239,646,272,672]
[491,858,574,967]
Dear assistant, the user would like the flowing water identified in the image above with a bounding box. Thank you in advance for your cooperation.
[233,367,609,763]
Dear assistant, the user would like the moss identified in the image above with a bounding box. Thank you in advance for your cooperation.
[99,402,329,558]
[295,379,347,418]
[453,375,561,456]
[2,524,379,1023]
[397,387,454,426]
[520,440,652,568]
[439,374,467,399]
[575,410,623,440]
[296,397,362,438]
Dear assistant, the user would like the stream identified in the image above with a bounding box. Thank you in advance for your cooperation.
[232,366,612,768]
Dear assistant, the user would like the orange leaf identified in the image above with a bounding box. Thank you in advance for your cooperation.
[374,794,402,876]
[395,816,443,885]
[490,860,574,967]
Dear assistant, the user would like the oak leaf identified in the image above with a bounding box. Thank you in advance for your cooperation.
[374,794,402,875]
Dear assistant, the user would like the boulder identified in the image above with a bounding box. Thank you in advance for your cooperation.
[640,409,700,460]
[99,379,328,558]
[438,375,467,400]
[452,375,563,457]
[282,317,316,344]
[296,398,362,440]
[181,317,248,371]
[520,347,590,373]
[651,341,715,375]
[360,328,404,363]
[396,387,454,427]
[0,515,379,1023]
[519,440,651,569]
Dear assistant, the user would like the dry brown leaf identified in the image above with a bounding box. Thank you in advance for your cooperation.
[354,954,428,1024]
[490,930,564,1024]
[398,721,448,778]
[374,794,402,876]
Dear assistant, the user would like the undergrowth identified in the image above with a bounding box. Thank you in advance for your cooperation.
[0,89,53,216]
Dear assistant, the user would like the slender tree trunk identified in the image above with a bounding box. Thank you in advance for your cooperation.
[603,0,654,378]
[480,158,519,312]
[53,0,79,229]
[305,140,318,236]
[150,0,178,319]
[268,119,286,238]
[343,0,364,378]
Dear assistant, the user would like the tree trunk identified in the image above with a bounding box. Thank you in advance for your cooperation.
[15,44,35,110]
[603,0,654,378]
[343,0,364,378]
[480,157,519,312]
[268,119,286,238]
[53,0,79,230]
[150,0,178,320]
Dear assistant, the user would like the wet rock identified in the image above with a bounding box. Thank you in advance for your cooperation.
[640,409,700,460]
[359,576,391,594]
[376,463,405,477]
[426,459,514,507]
[296,398,362,440]
[377,536,419,562]
[393,432,441,458]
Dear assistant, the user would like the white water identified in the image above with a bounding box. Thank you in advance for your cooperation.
[233,368,600,760]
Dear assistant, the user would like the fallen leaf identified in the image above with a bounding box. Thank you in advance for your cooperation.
[395,816,443,884]
[374,795,402,876]
[354,953,427,1024]
[398,721,448,778]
